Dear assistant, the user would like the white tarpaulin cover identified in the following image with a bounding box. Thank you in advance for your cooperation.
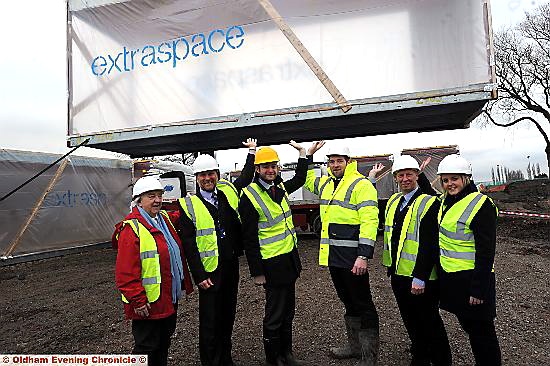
[68,0,493,136]
[0,150,132,258]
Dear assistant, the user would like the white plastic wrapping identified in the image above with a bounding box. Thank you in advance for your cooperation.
[0,149,132,257]
[68,0,492,136]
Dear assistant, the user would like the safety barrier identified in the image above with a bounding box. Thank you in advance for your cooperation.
[499,211,550,220]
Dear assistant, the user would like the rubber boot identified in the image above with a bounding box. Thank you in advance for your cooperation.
[263,337,285,366]
[280,329,305,366]
[356,327,380,366]
[329,316,361,359]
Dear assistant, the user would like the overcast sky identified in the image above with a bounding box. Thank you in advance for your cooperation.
[1,0,549,182]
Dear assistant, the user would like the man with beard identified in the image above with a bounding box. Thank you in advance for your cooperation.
[303,145,379,366]
[239,141,324,366]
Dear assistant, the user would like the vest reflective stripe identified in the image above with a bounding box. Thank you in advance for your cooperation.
[438,192,496,273]
[357,200,377,209]
[217,179,240,221]
[313,176,321,195]
[197,228,216,236]
[359,238,376,245]
[259,227,297,246]
[140,250,157,260]
[320,237,369,248]
[319,198,377,210]
[179,196,219,272]
[120,212,175,304]
[383,193,438,279]
[382,193,403,266]
[200,249,218,258]
[242,183,296,259]
[319,179,332,197]
[440,249,476,260]
[142,277,159,285]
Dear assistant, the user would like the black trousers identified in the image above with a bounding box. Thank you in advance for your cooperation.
[391,275,451,366]
[457,316,501,366]
[263,281,296,355]
[132,312,177,366]
[198,258,240,366]
[329,266,379,329]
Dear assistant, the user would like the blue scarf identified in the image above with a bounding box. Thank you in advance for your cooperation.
[138,207,184,303]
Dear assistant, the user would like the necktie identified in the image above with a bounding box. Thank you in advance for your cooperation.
[270,186,276,199]
[211,191,218,208]
[398,196,406,211]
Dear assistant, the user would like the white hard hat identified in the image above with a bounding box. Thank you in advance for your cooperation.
[392,155,420,174]
[132,176,164,199]
[437,154,472,175]
[192,154,219,174]
[326,146,351,158]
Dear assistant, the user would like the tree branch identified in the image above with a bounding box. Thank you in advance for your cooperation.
[483,111,550,145]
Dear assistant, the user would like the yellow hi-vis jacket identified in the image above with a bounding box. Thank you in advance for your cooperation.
[438,192,497,273]
[119,211,175,303]
[304,161,378,267]
[178,179,240,272]
[383,192,438,279]
[241,182,296,259]
[216,179,241,221]
[179,195,219,272]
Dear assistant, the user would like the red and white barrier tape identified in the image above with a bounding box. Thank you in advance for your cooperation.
[499,211,550,219]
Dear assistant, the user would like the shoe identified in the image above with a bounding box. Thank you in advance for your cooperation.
[355,327,379,366]
[329,316,361,359]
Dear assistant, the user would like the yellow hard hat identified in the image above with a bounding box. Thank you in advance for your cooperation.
[255,147,280,165]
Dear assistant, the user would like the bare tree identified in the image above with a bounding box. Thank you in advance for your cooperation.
[484,4,550,174]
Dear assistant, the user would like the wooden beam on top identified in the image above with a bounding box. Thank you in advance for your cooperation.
[257,0,352,113]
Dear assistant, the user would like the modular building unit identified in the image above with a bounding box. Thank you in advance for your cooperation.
[67,0,496,157]
[0,149,132,260]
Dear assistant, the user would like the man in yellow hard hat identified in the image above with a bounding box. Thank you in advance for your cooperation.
[178,138,257,366]
[239,140,324,366]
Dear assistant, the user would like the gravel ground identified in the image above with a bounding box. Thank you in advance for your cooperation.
[0,217,548,365]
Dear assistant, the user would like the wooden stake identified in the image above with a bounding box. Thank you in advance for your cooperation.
[4,159,70,258]
[258,0,352,113]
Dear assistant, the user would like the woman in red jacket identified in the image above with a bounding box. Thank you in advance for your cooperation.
[113,176,193,366]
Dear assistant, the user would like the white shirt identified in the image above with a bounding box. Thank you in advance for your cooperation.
[200,188,218,207]
[400,186,419,211]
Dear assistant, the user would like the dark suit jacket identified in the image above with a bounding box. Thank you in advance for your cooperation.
[238,156,310,286]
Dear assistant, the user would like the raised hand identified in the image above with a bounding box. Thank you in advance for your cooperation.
[242,138,257,149]
[307,141,326,156]
[419,157,432,171]
[289,140,306,155]
[368,163,385,179]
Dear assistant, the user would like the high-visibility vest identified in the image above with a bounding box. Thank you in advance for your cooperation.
[383,193,437,279]
[217,179,240,221]
[179,196,219,272]
[119,211,175,303]
[241,182,296,259]
[304,161,378,266]
[438,192,497,273]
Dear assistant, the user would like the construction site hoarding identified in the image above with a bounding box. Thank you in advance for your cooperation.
[0,149,132,259]
[403,145,460,194]
[67,0,496,156]
[355,145,459,199]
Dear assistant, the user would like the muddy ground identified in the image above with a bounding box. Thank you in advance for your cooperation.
[1,217,548,365]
